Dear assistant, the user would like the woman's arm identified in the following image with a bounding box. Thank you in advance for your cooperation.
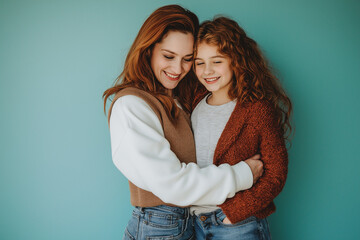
[219,101,288,223]
[109,95,254,206]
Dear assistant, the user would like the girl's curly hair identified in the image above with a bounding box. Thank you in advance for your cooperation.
[196,17,292,140]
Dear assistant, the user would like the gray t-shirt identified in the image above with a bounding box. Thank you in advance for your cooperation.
[190,94,237,215]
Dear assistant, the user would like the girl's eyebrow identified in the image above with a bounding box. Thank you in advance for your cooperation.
[195,55,226,60]
[161,49,193,57]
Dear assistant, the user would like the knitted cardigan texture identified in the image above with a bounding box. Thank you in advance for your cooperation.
[193,92,288,223]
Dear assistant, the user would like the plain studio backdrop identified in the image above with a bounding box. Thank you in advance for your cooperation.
[0,0,359,239]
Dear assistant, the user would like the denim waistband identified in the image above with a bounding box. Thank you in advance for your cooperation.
[196,209,223,217]
[195,209,259,226]
[135,205,190,218]
[194,209,223,226]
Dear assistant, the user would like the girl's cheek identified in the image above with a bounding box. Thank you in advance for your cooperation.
[195,66,202,74]
[195,69,201,78]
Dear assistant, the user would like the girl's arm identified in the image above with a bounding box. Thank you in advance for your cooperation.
[109,95,254,206]
[219,101,288,223]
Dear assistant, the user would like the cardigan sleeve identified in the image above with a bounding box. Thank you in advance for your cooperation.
[219,101,288,223]
[110,95,254,206]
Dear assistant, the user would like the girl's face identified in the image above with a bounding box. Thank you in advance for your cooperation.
[151,31,194,94]
[195,43,233,97]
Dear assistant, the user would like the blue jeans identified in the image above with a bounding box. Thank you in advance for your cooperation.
[123,205,194,240]
[193,209,271,240]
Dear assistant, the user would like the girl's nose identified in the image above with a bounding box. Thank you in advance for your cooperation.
[204,64,214,75]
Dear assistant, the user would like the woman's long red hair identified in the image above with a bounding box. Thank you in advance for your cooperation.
[196,17,293,140]
[103,5,199,121]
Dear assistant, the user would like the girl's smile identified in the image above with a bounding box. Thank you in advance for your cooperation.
[203,76,221,83]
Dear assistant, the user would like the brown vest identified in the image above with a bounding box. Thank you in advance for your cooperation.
[108,87,196,207]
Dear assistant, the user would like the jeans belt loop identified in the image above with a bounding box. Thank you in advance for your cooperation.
[211,211,219,226]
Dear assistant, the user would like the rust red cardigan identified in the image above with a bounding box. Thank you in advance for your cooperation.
[193,92,288,223]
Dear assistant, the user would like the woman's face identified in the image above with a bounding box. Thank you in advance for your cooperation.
[151,31,194,94]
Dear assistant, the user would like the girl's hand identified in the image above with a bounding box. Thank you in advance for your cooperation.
[222,217,232,224]
[244,154,264,184]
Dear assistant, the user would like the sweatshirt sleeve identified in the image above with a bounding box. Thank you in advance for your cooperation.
[109,95,253,206]
[219,101,288,223]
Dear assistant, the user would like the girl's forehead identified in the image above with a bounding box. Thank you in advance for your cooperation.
[196,43,223,56]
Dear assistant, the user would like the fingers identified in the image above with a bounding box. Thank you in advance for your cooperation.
[223,217,232,224]
[252,159,264,184]
[258,162,264,177]
[251,154,261,160]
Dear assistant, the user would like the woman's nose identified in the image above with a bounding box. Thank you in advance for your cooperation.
[171,60,182,74]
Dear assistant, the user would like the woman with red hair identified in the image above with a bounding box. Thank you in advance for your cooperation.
[191,17,292,239]
[103,5,263,240]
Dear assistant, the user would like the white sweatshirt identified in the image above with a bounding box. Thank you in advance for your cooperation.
[109,95,253,206]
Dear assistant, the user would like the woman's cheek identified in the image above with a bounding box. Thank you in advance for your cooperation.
[183,62,193,73]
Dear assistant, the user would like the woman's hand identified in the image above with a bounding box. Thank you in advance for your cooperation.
[244,154,264,184]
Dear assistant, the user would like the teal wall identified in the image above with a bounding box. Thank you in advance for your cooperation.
[1,0,359,239]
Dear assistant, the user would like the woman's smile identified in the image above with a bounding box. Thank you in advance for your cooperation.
[164,71,181,81]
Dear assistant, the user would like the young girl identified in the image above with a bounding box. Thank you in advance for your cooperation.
[103,6,263,240]
[191,17,292,239]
